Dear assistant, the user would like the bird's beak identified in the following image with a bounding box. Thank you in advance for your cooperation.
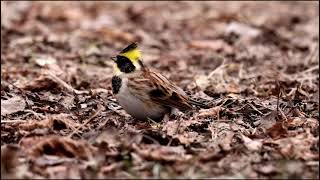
[111,56,116,61]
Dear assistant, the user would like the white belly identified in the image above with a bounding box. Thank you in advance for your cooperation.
[115,79,168,121]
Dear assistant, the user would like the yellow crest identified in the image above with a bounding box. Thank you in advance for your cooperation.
[113,42,143,75]
[120,42,141,62]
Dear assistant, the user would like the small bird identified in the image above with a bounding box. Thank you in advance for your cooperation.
[111,42,207,121]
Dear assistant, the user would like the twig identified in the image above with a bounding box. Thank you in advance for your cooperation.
[216,120,232,122]
[68,103,103,138]
[248,103,264,115]
[142,134,160,145]
[46,71,89,95]
[276,81,281,114]
[46,71,110,96]
[208,57,227,79]
[167,118,182,146]
[23,109,45,120]
[278,108,288,121]
[296,65,319,76]
[233,103,248,112]
[238,63,244,79]
[90,88,109,94]
[1,120,25,123]
[306,42,319,65]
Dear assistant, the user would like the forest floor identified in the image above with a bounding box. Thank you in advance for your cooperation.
[1,1,319,179]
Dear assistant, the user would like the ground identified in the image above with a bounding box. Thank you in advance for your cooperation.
[1,1,319,179]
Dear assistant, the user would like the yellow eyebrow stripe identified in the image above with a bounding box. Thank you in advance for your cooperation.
[121,49,141,62]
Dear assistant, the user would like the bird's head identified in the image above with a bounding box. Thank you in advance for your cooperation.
[112,42,144,75]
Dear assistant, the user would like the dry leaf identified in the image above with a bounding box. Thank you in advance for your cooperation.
[195,75,210,90]
[132,144,191,162]
[198,106,225,118]
[34,155,74,167]
[225,21,261,38]
[210,122,234,151]
[255,164,278,175]
[18,114,80,131]
[1,144,20,179]
[240,134,262,152]
[98,27,137,42]
[20,136,96,160]
[189,40,233,54]
[258,111,278,130]
[267,121,288,139]
[33,55,57,67]
[20,75,59,91]
[287,117,305,128]
[95,128,121,148]
[1,96,26,116]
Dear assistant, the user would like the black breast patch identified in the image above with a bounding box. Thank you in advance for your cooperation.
[111,76,122,94]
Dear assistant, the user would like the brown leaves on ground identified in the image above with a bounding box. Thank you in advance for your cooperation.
[266,121,289,140]
[1,1,319,179]
[1,144,21,179]
[189,40,234,54]
[1,96,26,116]
[132,144,191,162]
[20,136,96,160]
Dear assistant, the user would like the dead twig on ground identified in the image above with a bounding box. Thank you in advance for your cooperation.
[68,104,104,138]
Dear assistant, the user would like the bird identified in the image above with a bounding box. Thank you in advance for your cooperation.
[111,42,207,121]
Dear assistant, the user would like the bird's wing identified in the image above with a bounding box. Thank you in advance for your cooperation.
[142,70,193,110]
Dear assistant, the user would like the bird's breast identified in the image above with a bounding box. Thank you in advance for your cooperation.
[114,78,169,121]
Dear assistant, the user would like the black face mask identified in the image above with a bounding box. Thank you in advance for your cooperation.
[116,55,135,73]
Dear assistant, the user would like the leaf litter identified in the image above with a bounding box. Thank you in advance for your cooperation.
[1,1,319,179]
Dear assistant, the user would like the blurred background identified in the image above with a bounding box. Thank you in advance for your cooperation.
[1,1,318,92]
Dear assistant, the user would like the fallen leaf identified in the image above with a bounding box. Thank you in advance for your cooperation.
[101,162,124,174]
[239,134,262,152]
[206,83,241,95]
[175,131,204,145]
[1,96,26,116]
[285,161,304,176]
[189,40,233,54]
[225,21,261,38]
[98,27,137,43]
[199,146,222,162]
[33,55,57,67]
[267,121,288,139]
[209,122,235,151]
[20,136,96,160]
[132,144,191,162]
[275,130,318,160]
[198,106,225,118]
[258,110,278,130]
[18,114,80,131]
[46,165,68,179]
[287,117,305,128]
[195,75,210,90]
[85,44,101,56]
[255,164,278,175]
[94,128,121,148]
[1,144,20,179]
[34,155,74,167]
[20,75,59,91]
